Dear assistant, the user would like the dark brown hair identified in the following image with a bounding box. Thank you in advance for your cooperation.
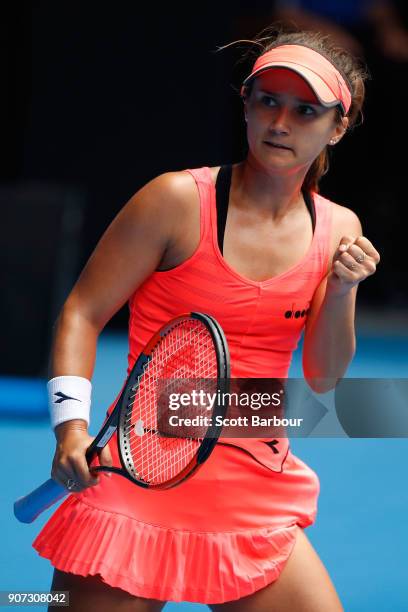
[223,26,369,192]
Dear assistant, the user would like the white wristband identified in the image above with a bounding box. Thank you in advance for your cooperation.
[48,376,92,430]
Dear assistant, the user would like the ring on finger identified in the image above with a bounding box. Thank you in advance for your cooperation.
[66,478,77,491]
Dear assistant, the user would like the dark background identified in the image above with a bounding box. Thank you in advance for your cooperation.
[2,1,407,375]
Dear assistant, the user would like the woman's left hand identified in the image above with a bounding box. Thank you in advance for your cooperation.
[327,235,381,296]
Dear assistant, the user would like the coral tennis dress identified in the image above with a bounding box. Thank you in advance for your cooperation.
[33,166,333,604]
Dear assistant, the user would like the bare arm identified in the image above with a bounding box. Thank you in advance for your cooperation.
[49,171,192,489]
[51,171,190,378]
[302,278,357,393]
[302,207,380,393]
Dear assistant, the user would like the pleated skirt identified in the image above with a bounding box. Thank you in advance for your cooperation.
[33,436,319,604]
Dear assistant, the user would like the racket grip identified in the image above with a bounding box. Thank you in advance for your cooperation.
[14,479,67,524]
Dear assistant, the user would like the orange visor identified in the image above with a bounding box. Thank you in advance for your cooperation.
[242,44,352,115]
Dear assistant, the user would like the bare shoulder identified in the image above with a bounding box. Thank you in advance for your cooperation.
[327,201,363,256]
[333,203,362,238]
[70,170,203,327]
[331,202,363,235]
[132,169,199,212]
[115,169,200,242]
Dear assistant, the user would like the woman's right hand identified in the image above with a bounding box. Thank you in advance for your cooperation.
[51,420,113,493]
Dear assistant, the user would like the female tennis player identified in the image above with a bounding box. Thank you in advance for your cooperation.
[33,28,380,611]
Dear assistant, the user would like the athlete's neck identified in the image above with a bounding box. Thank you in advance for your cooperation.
[232,159,308,221]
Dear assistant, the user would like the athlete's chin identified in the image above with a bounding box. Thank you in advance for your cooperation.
[254,148,315,175]
[251,146,295,165]
[256,154,298,173]
[247,150,305,176]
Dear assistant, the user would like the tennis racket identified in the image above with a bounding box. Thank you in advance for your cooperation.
[14,312,230,523]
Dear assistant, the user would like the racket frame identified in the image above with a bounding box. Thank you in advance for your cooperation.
[87,312,230,489]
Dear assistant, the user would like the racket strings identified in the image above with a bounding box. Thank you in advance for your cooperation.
[122,319,219,484]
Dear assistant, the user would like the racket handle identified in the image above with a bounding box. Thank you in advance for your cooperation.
[14,479,67,524]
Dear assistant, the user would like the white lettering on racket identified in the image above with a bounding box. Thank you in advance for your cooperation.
[97,425,117,447]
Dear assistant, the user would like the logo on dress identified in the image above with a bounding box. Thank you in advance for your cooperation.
[284,302,310,319]
[264,440,280,454]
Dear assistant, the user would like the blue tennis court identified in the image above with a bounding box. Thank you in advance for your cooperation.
[1,320,407,611]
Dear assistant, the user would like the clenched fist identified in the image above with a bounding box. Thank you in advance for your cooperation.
[327,235,380,296]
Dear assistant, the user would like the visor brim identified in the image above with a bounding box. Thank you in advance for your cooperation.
[242,64,346,115]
